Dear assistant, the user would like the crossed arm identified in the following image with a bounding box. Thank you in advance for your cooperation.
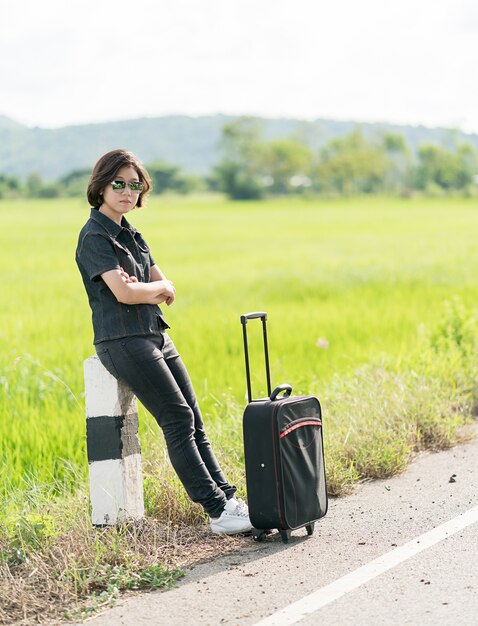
[101,264,176,306]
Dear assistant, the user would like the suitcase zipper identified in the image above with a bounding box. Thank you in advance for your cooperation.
[279,419,322,439]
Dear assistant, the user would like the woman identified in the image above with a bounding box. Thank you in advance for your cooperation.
[76,149,252,534]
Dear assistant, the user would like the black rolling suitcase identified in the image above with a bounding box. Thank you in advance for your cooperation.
[240,312,328,543]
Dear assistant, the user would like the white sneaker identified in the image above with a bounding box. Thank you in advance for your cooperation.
[230,497,248,512]
[210,498,253,535]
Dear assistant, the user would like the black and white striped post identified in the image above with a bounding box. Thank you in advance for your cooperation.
[84,355,144,525]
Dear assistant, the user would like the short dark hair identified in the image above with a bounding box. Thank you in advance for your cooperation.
[87,149,152,208]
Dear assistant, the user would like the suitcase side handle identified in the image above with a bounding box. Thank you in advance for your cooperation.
[270,384,292,401]
[240,312,272,403]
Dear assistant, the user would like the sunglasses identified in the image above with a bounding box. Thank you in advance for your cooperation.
[110,180,144,193]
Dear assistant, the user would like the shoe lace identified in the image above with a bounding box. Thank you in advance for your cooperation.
[229,498,249,517]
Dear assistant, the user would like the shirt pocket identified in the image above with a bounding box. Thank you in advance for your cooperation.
[112,240,136,276]
[135,237,150,253]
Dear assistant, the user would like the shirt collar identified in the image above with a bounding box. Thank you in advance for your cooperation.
[89,208,137,238]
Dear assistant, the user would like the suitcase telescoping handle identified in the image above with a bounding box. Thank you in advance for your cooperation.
[240,312,272,403]
[240,312,293,404]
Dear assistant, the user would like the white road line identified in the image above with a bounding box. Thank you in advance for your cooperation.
[253,504,478,626]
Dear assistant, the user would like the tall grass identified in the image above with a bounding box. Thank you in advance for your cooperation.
[1,196,478,494]
[1,196,478,623]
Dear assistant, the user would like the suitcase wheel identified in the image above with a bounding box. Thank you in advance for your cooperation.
[306,523,315,536]
[280,529,292,543]
[252,528,268,542]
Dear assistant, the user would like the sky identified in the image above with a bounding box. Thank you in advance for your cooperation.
[1,0,478,132]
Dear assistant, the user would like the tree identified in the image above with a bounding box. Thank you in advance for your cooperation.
[415,143,478,191]
[26,171,60,198]
[315,130,388,194]
[26,172,43,197]
[455,144,478,189]
[261,139,313,194]
[59,168,91,197]
[0,172,21,198]
[147,161,203,194]
[381,132,412,194]
[213,117,266,200]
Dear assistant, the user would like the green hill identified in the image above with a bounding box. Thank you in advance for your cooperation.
[1,113,477,180]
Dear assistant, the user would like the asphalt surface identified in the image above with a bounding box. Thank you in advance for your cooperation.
[78,431,478,626]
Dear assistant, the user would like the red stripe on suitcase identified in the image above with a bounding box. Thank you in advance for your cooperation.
[279,420,322,438]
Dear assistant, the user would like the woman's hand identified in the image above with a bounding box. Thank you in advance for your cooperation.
[159,279,176,306]
[120,267,138,283]
[150,264,175,305]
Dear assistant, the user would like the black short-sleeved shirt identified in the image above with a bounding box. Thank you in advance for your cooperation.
[76,208,169,344]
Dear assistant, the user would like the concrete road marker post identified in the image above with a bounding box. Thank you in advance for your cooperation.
[84,355,144,525]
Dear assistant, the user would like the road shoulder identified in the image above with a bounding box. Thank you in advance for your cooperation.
[76,429,478,625]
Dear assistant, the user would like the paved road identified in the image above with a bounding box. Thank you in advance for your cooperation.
[80,432,478,626]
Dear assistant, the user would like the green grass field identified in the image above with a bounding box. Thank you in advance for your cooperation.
[1,195,478,498]
[2,194,478,624]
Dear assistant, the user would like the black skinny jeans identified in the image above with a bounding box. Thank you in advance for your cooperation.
[95,333,235,518]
